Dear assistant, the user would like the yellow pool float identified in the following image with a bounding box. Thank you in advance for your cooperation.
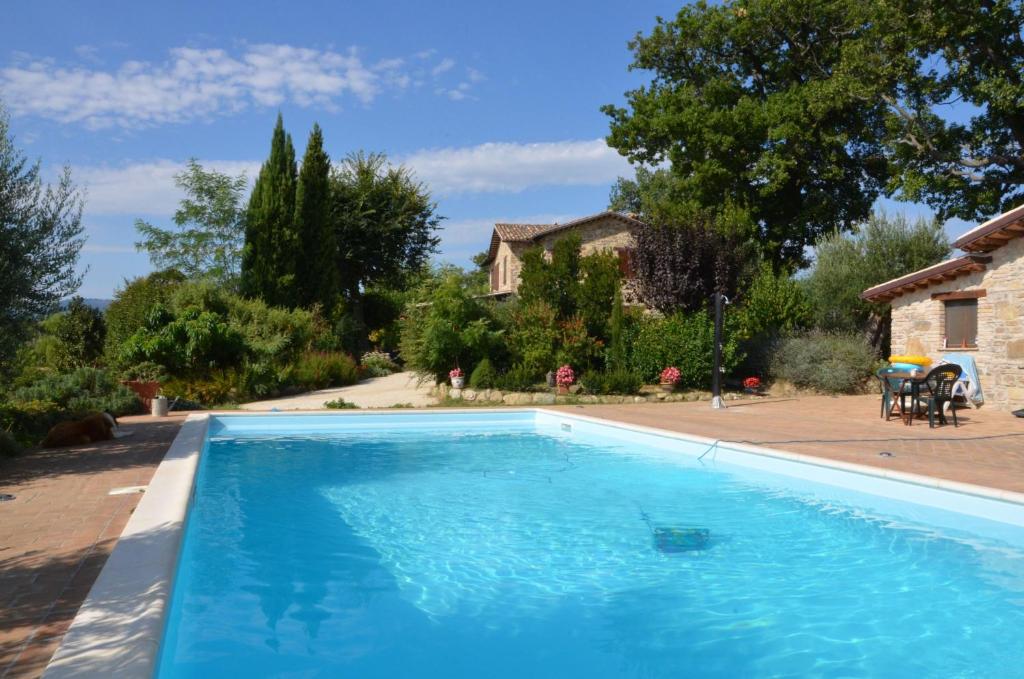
[888,355,932,367]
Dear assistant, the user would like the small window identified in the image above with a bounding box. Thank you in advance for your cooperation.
[502,256,508,286]
[944,299,978,348]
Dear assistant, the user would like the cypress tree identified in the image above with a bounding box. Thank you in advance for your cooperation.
[294,123,336,309]
[608,285,625,371]
[240,113,298,306]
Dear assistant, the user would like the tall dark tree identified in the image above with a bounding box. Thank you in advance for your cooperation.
[604,0,889,267]
[329,152,441,347]
[0,107,85,374]
[872,0,1024,219]
[241,113,298,306]
[294,123,336,310]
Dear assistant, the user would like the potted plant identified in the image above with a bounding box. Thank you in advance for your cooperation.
[449,367,465,389]
[555,364,575,395]
[743,376,762,394]
[659,366,681,393]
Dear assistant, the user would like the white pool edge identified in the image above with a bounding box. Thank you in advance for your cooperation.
[43,413,210,679]
[43,407,1024,678]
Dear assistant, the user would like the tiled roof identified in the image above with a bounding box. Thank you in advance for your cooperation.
[859,255,992,302]
[493,223,558,242]
[953,202,1024,253]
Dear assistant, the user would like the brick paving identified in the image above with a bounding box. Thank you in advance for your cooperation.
[1,398,1022,677]
[0,414,186,679]
[553,394,1024,492]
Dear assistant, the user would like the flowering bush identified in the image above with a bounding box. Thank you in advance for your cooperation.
[659,366,681,384]
[743,376,762,390]
[555,364,575,387]
[449,367,464,379]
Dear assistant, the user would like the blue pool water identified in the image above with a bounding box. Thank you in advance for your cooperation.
[156,414,1024,678]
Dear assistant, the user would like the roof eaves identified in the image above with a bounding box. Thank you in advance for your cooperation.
[859,254,992,303]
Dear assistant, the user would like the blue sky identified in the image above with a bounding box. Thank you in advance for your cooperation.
[2,0,970,298]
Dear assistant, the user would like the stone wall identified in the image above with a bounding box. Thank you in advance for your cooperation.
[493,216,634,294]
[889,235,1024,410]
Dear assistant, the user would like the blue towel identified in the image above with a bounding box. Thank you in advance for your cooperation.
[941,353,984,405]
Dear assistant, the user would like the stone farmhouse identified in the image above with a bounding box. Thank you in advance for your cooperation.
[861,203,1024,411]
[482,211,645,296]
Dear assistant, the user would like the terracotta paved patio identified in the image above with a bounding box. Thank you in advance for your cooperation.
[0,414,187,679]
[553,394,1024,492]
[1,397,1022,677]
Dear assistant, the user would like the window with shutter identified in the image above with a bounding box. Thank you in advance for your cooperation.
[615,248,635,278]
[944,299,978,348]
[490,263,498,291]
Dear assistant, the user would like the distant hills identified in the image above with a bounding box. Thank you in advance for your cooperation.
[60,297,113,311]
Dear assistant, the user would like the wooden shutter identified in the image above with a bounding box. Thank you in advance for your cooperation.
[490,263,498,291]
[944,299,978,348]
[615,248,634,278]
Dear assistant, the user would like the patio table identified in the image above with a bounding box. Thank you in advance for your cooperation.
[882,369,927,425]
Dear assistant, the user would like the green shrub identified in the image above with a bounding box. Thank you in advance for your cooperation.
[360,351,398,378]
[286,351,359,391]
[324,398,358,409]
[105,269,186,365]
[0,400,66,447]
[499,364,542,392]
[399,274,502,382]
[628,311,741,388]
[770,331,879,393]
[555,316,602,370]
[469,358,499,389]
[0,429,21,457]
[11,367,142,416]
[120,306,245,376]
[162,370,245,406]
[579,369,643,395]
[508,300,559,377]
[52,297,106,370]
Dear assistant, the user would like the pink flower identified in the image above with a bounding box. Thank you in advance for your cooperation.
[555,364,575,386]
[449,368,463,379]
[660,366,681,384]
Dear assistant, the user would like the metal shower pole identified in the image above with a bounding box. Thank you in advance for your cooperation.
[711,292,728,410]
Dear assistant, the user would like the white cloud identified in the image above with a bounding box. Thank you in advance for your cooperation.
[400,138,630,195]
[0,44,421,129]
[431,57,455,76]
[69,138,630,216]
[75,160,259,214]
[414,49,437,60]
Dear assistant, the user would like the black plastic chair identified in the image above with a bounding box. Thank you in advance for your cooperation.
[917,364,963,428]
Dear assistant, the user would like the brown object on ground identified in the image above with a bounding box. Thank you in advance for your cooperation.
[551,395,1024,492]
[40,414,117,449]
[0,413,187,679]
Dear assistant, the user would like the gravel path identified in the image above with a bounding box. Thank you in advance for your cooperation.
[239,371,437,410]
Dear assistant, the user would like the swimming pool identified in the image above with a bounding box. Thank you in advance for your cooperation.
[43,410,1024,677]
[127,411,1024,678]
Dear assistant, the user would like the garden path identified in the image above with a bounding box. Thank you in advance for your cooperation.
[239,371,436,410]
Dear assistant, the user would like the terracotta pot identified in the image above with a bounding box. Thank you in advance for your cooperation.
[659,382,676,393]
[557,385,569,395]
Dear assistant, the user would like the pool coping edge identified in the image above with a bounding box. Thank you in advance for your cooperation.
[42,413,210,679]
